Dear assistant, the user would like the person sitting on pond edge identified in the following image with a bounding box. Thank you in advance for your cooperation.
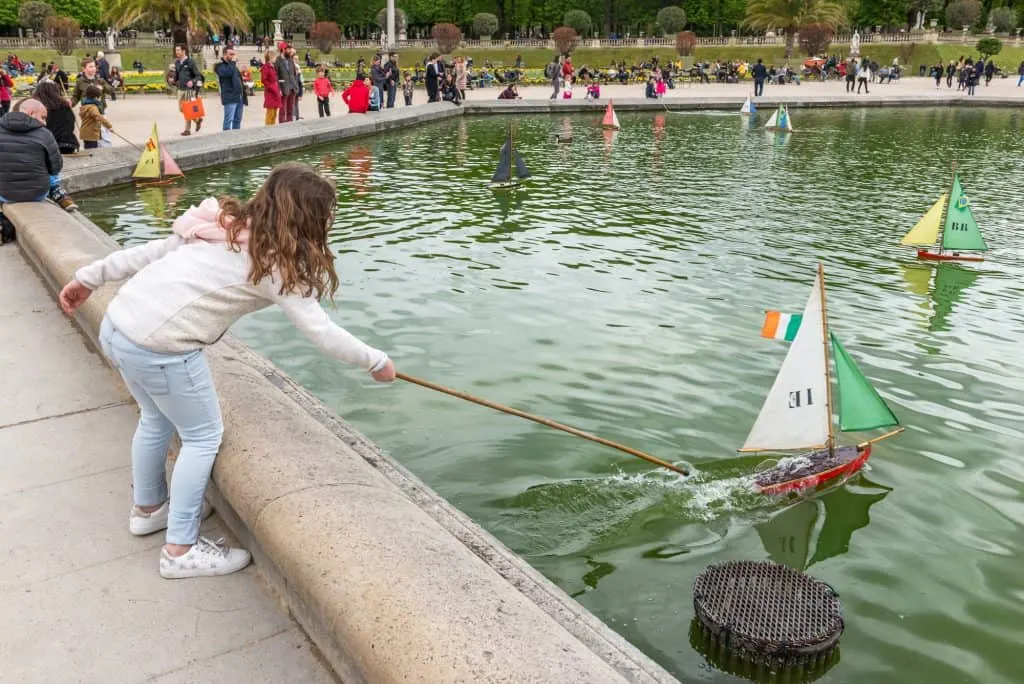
[0,99,77,213]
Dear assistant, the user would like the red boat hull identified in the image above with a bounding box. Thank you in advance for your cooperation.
[753,445,872,495]
[917,249,984,263]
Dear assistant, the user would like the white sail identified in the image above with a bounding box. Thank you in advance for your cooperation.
[764,108,778,129]
[740,97,752,115]
[741,270,829,451]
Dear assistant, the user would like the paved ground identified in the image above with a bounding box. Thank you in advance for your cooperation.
[0,243,336,684]
[92,76,1023,149]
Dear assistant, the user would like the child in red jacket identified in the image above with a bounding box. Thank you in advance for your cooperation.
[313,67,333,117]
[342,75,370,114]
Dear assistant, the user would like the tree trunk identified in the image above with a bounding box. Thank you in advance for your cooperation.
[604,0,613,36]
[785,28,794,59]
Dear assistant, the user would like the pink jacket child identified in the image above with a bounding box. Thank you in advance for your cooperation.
[655,78,667,97]
[586,83,600,99]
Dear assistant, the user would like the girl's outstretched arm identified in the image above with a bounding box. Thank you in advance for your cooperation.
[272,290,394,380]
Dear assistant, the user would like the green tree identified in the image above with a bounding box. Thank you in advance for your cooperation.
[744,0,847,58]
[656,6,686,34]
[975,36,1002,57]
[471,11,498,37]
[19,1,55,31]
[52,0,100,26]
[279,1,315,32]
[563,9,593,36]
[988,6,1015,32]
[854,0,906,28]
[104,0,250,47]
[0,0,18,26]
[945,0,981,28]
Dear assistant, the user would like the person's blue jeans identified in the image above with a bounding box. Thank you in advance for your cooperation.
[222,102,243,130]
[98,315,223,546]
[1018,74,1024,86]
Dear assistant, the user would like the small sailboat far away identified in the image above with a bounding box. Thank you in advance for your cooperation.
[132,124,184,186]
[900,168,987,262]
[742,264,903,495]
[489,125,530,190]
[764,104,793,133]
[740,96,756,115]
[602,100,620,130]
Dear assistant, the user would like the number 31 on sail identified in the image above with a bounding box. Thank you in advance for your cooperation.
[742,265,904,495]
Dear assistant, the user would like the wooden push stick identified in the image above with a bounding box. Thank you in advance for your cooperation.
[109,129,143,151]
[396,372,690,476]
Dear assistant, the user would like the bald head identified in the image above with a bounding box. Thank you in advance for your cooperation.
[20,99,48,124]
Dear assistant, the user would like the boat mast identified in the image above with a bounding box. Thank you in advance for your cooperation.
[936,161,957,255]
[817,263,835,455]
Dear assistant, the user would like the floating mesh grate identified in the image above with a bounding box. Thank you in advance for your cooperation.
[692,560,843,671]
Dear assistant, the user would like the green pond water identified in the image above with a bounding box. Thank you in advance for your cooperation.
[80,108,1024,683]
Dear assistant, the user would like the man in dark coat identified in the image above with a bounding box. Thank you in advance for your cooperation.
[0,99,75,211]
[214,46,244,130]
[425,53,442,102]
[751,58,768,97]
[174,44,204,135]
[384,52,400,109]
[275,45,300,123]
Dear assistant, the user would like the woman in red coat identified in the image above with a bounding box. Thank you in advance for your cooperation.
[260,50,282,125]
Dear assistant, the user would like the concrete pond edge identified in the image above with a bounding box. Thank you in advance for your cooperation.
[7,104,681,682]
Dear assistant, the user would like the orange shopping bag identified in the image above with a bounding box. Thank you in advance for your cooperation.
[181,91,205,121]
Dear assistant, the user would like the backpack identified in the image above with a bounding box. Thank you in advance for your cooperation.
[544,62,557,79]
[369,85,381,111]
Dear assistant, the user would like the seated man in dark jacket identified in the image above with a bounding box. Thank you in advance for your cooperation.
[0,99,76,212]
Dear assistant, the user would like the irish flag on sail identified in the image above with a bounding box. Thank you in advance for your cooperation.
[742,265,900,454]
[760,311,803,341]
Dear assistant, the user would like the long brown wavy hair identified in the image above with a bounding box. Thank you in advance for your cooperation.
[219,163,339,300]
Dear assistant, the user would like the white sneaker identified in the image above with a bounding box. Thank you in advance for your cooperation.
[159,537,252,579]
[129,499,213,536]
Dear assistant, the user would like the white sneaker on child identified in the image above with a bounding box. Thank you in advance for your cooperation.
[159,537,252,579]
[129,499,213,536]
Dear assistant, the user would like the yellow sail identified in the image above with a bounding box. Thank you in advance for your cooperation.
[900,194,946,246]
[132,124,162,179]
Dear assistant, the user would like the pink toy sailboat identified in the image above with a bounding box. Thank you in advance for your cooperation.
[602,100,620,130]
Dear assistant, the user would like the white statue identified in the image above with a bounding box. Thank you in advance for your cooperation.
[106,26,116,51]
[850,30,860,56]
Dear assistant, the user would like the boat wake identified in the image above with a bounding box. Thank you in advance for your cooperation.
[488,463,785,557]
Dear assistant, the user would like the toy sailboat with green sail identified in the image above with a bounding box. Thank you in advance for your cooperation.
[741,264,903,495]
[900,169,987,262]
[764,104,793,133]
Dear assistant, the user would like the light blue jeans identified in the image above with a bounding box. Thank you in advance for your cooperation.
[99,315,223,545]
[222,102,243,130]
